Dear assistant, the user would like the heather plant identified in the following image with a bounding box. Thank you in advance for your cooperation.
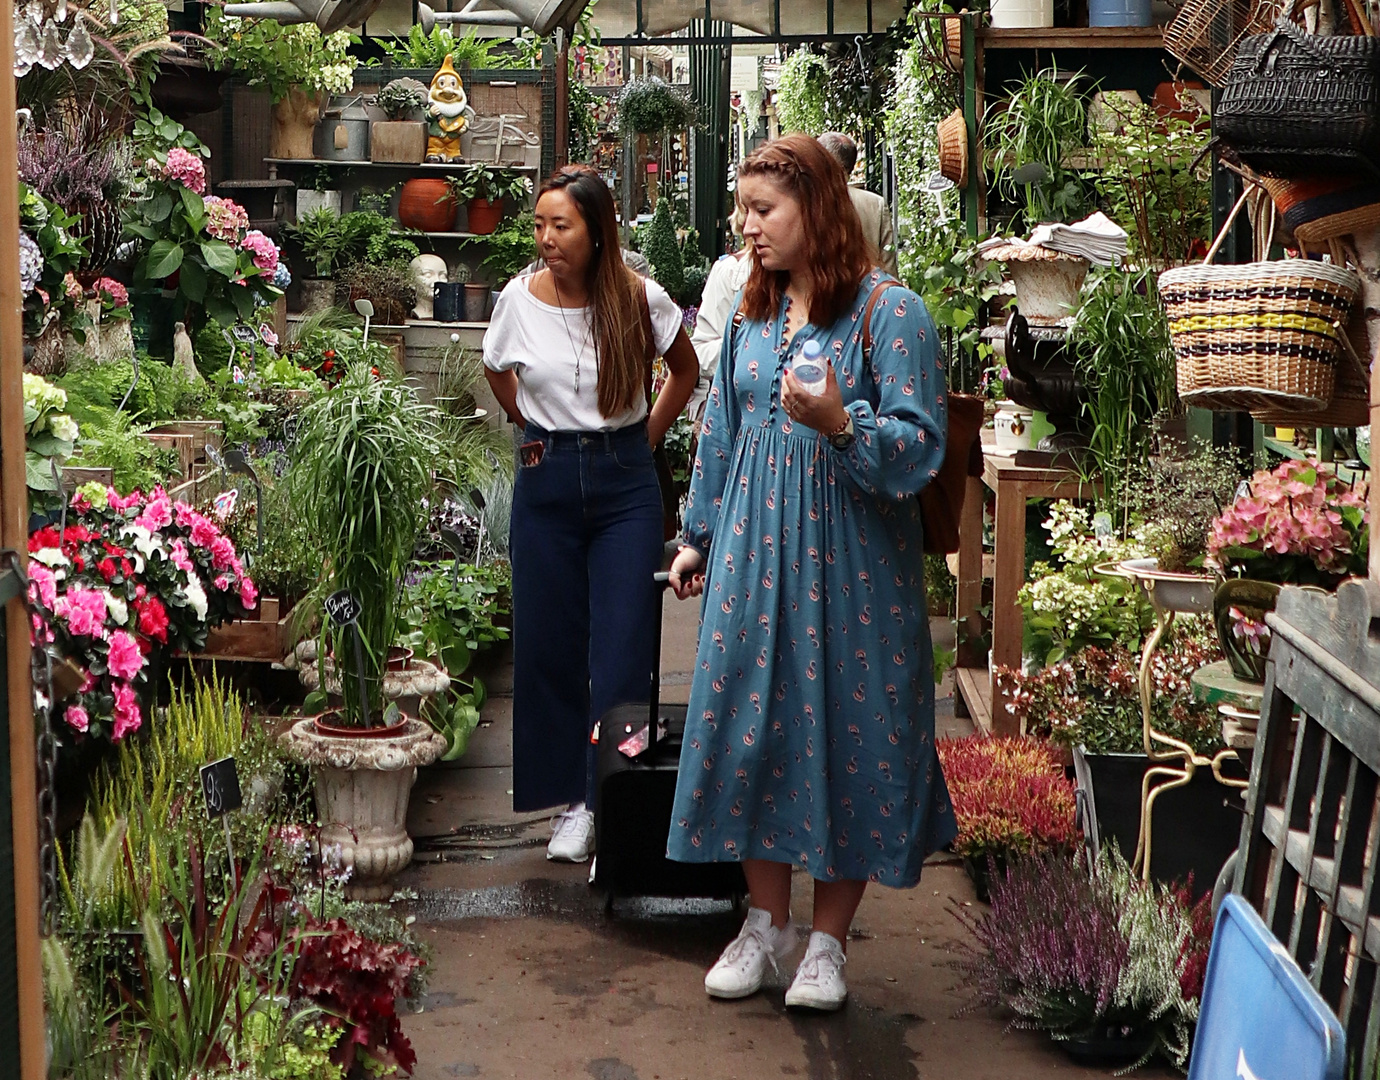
[996,636,1224,756]
[936,736,1076,864]
[1207,458,1369,587]
[955,846,1211,1071]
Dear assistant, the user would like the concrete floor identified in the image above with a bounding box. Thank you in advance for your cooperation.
[396,601,1164,1080]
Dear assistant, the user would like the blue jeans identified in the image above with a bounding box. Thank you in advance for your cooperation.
[509,421,663,812]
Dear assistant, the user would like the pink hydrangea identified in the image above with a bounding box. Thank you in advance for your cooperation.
[203,196,249,243]
[63,705,89,733]
[95,277,129,308]
[59,588,107,638]
[106,630,144,681]
[112,682,141,740]
[159,148,206,195]
[241,230,279,273]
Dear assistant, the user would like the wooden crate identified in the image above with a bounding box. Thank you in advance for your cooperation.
[195,598,302,663]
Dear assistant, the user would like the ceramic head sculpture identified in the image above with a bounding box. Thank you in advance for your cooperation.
[409,254,449,320]
[426,54,472,163]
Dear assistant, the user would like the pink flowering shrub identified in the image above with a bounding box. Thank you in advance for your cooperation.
[240,229,280,273]
[203,195,251,243]
[94,276,131,322]
[26,485,256,742]
[1207,459,1369,586]
[149,148,207,195]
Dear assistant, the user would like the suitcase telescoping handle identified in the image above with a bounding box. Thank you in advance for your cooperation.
[649,571,674,749]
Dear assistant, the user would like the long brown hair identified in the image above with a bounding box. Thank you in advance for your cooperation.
[738,134,876,326]
[538,165,651,419]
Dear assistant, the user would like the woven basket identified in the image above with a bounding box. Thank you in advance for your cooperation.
[1160,189,1360,413]
[941,15,964,72]
[1164,0,1285,87]
[937,109,969,188]
[1261,176,1380,246]
[1254,312,1370,426]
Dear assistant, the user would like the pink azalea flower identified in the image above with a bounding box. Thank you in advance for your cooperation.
[59,588,108,638]
[174,502,198,528]
[214,573,233,592]
[190,515,219,549]
[240,576,259,609]
[210,535,237,572]
[106,630,144,681]
[27,563,56,610]
[169,539,194,574]
[112,682,141,740]
[107,488,144,513]
[134,495,173,531]
[63,705,89,733]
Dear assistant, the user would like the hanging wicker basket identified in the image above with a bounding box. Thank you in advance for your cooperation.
[937,109,969,188]
[1160,188,1360,413]
[941,16,964,72]
[1253,307,1372,428]
[1163,0,1287,88]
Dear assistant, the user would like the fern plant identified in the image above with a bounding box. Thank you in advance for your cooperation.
[775,50,830,135]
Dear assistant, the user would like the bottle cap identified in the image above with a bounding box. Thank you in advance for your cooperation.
[802,340,822,360]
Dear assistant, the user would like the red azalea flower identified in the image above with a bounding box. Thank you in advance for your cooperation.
[322,359,334,373]
[136,597,169,644]
[62,525,92,544]
[102,541,126,557]
[28,527,60,552]
[120,558,133,577]
[97,558,117,583]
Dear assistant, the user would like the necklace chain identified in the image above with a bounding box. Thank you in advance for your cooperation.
[551,274,593,394]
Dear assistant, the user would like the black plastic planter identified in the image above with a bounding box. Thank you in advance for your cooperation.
[1076,748,1247,896]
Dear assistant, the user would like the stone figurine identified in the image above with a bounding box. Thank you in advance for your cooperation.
[409,254,448,320]
[426,54,473,163]
[172,321,202,384]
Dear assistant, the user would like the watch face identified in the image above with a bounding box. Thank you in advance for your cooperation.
[830,433,854,450]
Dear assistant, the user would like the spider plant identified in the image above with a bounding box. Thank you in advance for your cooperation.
[289,363,443,726]
[986,67,1093,228]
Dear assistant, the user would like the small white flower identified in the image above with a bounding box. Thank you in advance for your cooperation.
[30,548,69,569]
[102,591,128,626]
[183,574,208,621]
[48,414,79,444]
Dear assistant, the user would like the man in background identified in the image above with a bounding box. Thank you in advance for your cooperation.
[819,131,898,277]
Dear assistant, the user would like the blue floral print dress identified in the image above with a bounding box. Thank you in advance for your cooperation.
[667,270,956,888]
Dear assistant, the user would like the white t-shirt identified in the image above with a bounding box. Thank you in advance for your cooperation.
[483,274,684,432]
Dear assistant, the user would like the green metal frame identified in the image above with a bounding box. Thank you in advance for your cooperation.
[0,567,18,1079]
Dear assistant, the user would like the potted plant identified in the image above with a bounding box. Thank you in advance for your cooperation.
[284,207,348,313]
[336,259,416,327]
[955,847,1212,1070]
[204,10,355,161]
[936,735,1076,902]
[447,164,533,235]
[93,277,134,364]
[461,209,536,305]
[638,197,684,301]
[371,78,429,165]
[295,163,341,218]
[281,364,447,900]
[1206,459,1368,681]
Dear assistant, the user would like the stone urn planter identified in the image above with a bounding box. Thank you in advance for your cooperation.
[293,639,451,720]
[271,87,327,160]
[280,716,446,900]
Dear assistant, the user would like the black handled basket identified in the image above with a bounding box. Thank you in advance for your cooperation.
[1216,19,1380,180]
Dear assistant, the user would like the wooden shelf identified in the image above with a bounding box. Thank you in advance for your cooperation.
[266,158,538,172]
[977,26,1167,48]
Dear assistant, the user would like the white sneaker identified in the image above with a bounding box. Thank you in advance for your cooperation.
[704,908,799,1000]
[785,931,848,1011]
[546,805,595,862]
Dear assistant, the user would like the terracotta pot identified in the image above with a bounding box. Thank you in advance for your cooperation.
[311,712,411,738]
[467,197,504,235]
[386,645,414,671]
[1213,578,1281,683]
[270,87,326,160]
[398,178,458,232]
[463,282,490,321]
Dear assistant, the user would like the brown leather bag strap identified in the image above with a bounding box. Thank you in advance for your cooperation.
[860,278,902,370]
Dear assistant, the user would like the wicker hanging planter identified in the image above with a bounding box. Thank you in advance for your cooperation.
[937,109,969,188]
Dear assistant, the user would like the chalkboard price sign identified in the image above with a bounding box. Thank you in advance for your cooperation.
[325,589,362,627]
[232,324,258,344]
[200,757,243,818]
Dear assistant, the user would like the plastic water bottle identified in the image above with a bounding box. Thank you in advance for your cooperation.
[792,340,827,397]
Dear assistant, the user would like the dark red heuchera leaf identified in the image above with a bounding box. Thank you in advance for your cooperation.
[289,914,424,1074]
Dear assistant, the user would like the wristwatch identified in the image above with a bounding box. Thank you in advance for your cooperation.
[827,412,855,451]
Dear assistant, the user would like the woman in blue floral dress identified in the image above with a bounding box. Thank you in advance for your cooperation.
[668,135,955,1012]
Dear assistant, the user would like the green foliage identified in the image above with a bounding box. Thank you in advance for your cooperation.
[568,78,600,163]
[639,198,685,301]
[289,365,443,724]
[615,77,698,137]
[775,50,831,136]
[447,163,533,205]
[376,24,521,70]
[373,77,428,120]
[131,108,209,161]
[67,411,177,494]
[58,354,204,427]
[463,210,536,285]
[401,560,510,679]
[1068,267,1176,521]
[204,8,356,102]
[19,180,90,340]
[986,67,1093,228]
[1092,97,1212,272]
[285,208,419,280]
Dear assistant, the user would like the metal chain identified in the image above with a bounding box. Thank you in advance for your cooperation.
[1,547,61,936]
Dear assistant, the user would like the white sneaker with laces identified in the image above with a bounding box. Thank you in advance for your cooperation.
[785,931,848,1011]
[546,804,595,862]
[704,908,799,1000]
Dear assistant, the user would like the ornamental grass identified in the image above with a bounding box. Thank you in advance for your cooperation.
[936,736,1076,863]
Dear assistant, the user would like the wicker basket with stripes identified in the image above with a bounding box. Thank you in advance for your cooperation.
[1159,190,1360,414]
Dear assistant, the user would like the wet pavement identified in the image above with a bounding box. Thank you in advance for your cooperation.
[397,602,1169,1079]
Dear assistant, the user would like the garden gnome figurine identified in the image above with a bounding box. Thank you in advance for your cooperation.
[172,322,202,384]
[409,254,448,320]
[426,54,472,163]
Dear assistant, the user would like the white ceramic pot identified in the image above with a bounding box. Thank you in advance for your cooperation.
[994,403,1034,452]
[1008,257,1090,323]
[296,189,342,218]
[280,716,447,901]
[990,0,1053,27]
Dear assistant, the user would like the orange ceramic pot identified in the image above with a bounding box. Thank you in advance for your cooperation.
[398,178,458,232]
[467,197,504,235]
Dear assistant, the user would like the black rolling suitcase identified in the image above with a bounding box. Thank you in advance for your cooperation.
[591,572,747,908]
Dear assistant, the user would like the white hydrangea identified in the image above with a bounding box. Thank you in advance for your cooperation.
[312,62,354,95]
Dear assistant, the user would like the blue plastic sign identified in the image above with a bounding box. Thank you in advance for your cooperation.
[1188,894,1345,1080]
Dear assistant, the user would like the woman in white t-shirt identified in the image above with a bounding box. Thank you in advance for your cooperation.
[483,165,697,862]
